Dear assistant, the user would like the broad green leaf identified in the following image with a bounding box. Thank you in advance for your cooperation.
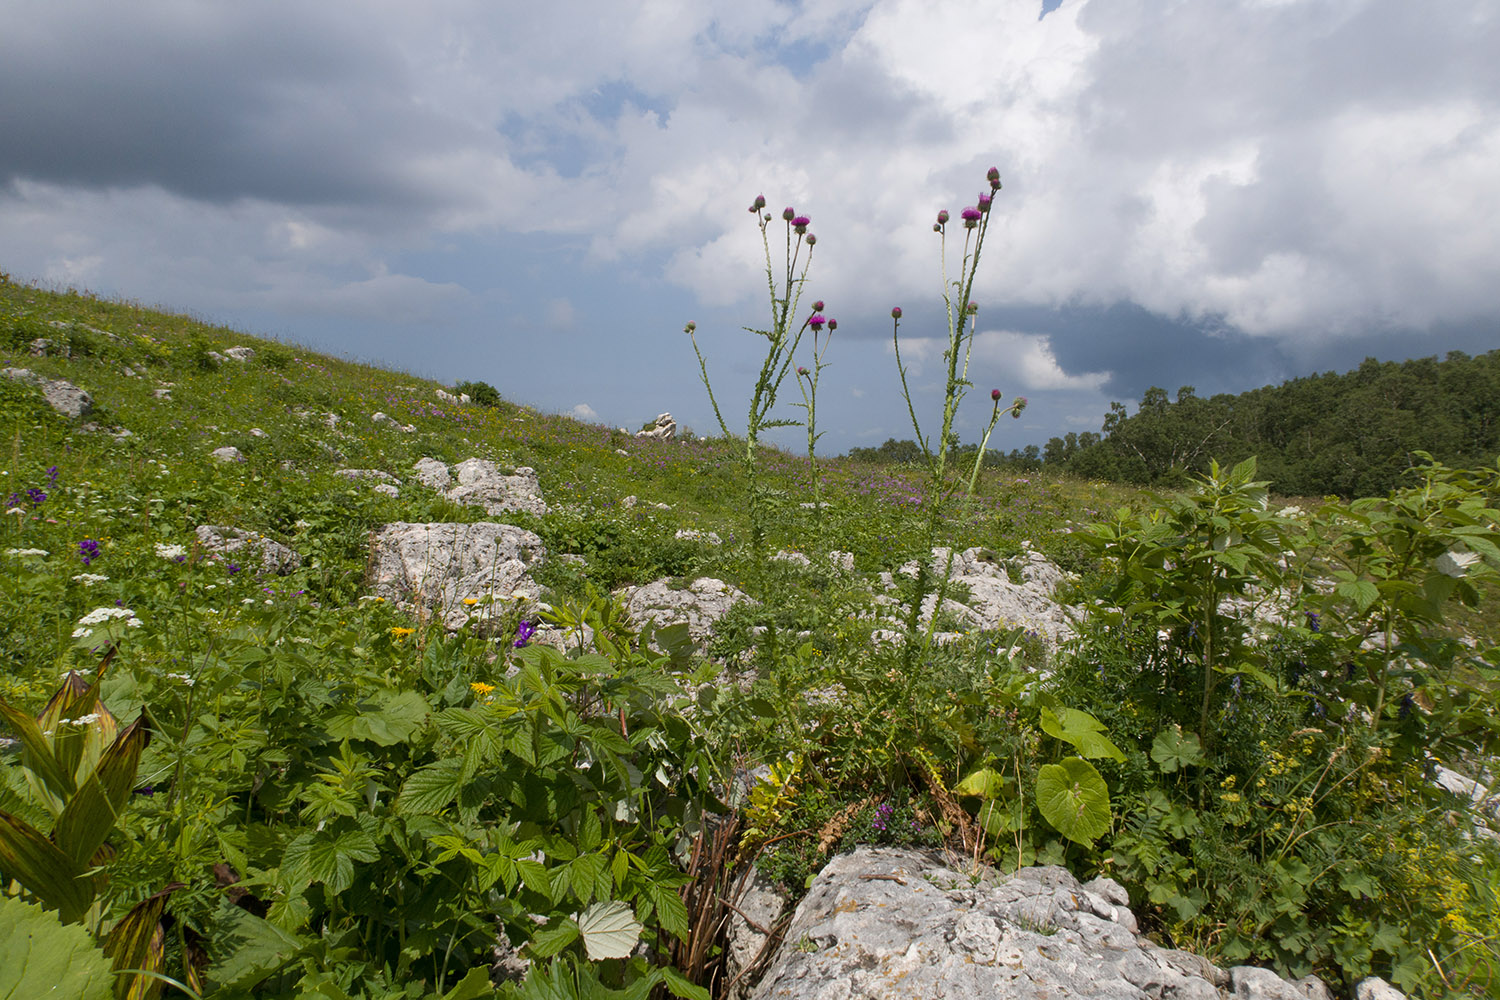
[576,900,643,961]
[1036,757,1111,846]
[1039,707,1125,763]
[103,882,181,1000]
[0,697,76,804]
[442,966,499,1000]
[524,920,580,960]
[953,767,1007,799]
[54,716,149,868]
[325,691,430,747]
[658,966,711,1000]
[397,759,465,816]
[283,826,379,894]
[1334,578,1379,613]
[0,809,95,923]
[205,905,306,990]
[0,893,114,1000]
[1150,727,1203,774]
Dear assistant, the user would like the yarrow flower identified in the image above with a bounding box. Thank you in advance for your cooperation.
[72,606,141,638]
[6,548,48,557]
[165,672,195,686]
[72,573,108,586]
[155,542,187,560]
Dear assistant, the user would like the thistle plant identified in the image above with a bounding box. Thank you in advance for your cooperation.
[891,168,1026,662]
[687,196,821,560]
[792,310,835,538]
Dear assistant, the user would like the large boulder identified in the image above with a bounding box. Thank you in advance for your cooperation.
[367,522,544,629]
[2,367,94,419]
[749,847,1259,1000]
[621,577,753,645]
[882,545,1076,649]
[636,412,677,441]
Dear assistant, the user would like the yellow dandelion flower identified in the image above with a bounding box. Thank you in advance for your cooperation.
[463,597,479,606]
[470,681,495,697]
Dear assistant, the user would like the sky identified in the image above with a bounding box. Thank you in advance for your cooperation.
[2,0,1497,455]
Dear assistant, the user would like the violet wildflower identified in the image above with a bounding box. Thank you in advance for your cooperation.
[1305,611,1320,633]
[808,314,826,330]
[47,465,58,484]
[514,620,537,649]
[27,487,46,506]
[227,563,241,575]
[961,207,982,228]
[78,538,100,566]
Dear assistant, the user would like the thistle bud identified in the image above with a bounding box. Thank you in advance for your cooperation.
[783,207,796,221]
[978,193,992,213]
[891,306,902,320]
[812,301,825,312]
[805,233,817,246]
[684,321,696,334]
[937,209,950,225]
[797,366,809,376]
[1013,396,1028,417]
[991,389,1001,401]
[987,166,1001,190]
[827,319,837,331]
[752,194,767,211]
[966,301,978,314]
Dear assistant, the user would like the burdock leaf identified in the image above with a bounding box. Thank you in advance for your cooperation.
[1036,757,1111,846]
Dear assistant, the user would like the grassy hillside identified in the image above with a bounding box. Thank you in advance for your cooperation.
[2,276,1498,999]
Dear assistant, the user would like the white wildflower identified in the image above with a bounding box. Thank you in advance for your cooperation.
[155,542,187,560]
[72,573,109,586]
[6,548,49,557]
[165,672,195,687]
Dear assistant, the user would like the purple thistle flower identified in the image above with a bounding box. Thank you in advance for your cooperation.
[808,314,826,330]
[514,620,537,649]
[961,207,982,228]
[792,215,811,234]
[978,193,992,213]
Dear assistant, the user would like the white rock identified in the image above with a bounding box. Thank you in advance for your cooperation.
[211,446,244,463]
[224,346,255,361]
[195,525,301,575]
[368,521,544,629]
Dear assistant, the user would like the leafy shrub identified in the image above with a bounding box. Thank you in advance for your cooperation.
[456,379,501,407]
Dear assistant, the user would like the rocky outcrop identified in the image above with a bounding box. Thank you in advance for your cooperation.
[636,412,677,441]
[211,446,244,463]
[621,577,752,645]
[367,521,544,629]
[2,367,94,419]
[195,526,301,575]
[412,457,549,517]
[747,847,1361,1000]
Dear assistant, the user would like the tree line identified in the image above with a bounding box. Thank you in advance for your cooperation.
[845,350,1500,496]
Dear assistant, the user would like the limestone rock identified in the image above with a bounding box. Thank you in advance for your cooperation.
[224,346,255,361]
[747,847,1311,1000]
[211,446,244,463]
[367,522,544,629]
[675,528,722,546]
[447,459,549,517]
[413,457,453,489]
[371,411,416,432]
[29,337,58,356]
[1354,978,1407,1000]
[723,867,789,1000]
[890,545,1076,649]
[2,368,95,419]
[335,468,399,484]
[195,526,301,575]
[635,412,677,441]
[621,577,752,644]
